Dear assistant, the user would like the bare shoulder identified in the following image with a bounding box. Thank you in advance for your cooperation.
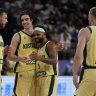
[13,33,19,38]
[78,27,90,39]
[47,41,56,46]
[79,27,89,35]
[11,33,20,45]
[46,41,56,49]
[12,33,19,41]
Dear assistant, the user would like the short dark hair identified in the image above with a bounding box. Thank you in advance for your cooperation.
[0,8,7,16]
[19,9,37,25]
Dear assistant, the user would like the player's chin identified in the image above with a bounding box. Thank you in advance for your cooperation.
[36,41,41,43]
[4,23,7,27]
[3,25,6,28]
[35,39,40,43]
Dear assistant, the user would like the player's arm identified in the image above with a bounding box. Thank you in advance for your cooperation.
[73,27,90,89]
[7,33,20,61]
[40,41,58,65]
[7,33,28,63]
[29,42,58,65]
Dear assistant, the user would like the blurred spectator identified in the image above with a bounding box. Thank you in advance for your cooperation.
[63,59,73,76]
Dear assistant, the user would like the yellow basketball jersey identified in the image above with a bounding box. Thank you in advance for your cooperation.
[0,35,4,71]
[36,41,58,77]
[83,26,96,67]
[15,31,37,72]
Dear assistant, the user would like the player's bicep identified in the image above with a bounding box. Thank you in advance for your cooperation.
[10,33,19,54]
[46,42,57,59]
[75,29,87,57]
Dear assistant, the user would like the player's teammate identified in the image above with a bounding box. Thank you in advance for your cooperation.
[73,7,96,96]
[8,9,37,96]
[29,26,58,96]
[0,8,8,95]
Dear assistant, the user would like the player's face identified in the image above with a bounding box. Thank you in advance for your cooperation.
[32,31,45,43]
[21,15,33,29]
[88,14,95,25]
[0,12,8,29]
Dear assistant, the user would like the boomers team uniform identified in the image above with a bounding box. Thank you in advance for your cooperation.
[0,35,4,95]
[13,31,37,96]
[36,41,58,96]
[75,26,96,96]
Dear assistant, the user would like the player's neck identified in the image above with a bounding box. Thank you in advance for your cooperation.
[41,39,48,46]
[38,39,48,49]
[23,28,33,35]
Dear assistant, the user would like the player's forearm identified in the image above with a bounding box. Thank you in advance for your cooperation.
[73,55,81,77]
[38,57,57,65]
[7,54,20,62]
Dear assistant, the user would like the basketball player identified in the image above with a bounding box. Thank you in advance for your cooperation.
[29,26,58,96]
[73,7,96,96]
[0,8,8,95]
[8,10,37,96]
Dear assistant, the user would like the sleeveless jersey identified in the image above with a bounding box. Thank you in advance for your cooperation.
[15,31,37,72]
[0,35,4,71]
[83,26,96,67]
[36,41,58,77]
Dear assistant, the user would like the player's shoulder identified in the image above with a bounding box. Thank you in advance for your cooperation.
[12,31,22,41]
[13,30,23,37]
[78,27,92,42]
[79,27,87,32]
[47,41,56,46]
[79,27,91,35]
[80,26,96,32]
[46,41,56,49]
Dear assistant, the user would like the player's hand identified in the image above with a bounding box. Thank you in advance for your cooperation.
[19,56,30,63]
[57,42,64,51]
[29,51,37,60]
[29,52,41,61]
[73,75,79,89]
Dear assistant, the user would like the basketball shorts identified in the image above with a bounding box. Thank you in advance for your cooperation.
[74,69,96,96]
[13,70,36,96]
[36,75,58,96]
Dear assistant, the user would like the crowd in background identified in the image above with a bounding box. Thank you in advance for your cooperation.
[0,0,95,75]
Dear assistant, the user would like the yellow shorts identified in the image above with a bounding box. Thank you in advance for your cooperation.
[75,69,96,96]
[36,75,58,96]
[13,70,36,96]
